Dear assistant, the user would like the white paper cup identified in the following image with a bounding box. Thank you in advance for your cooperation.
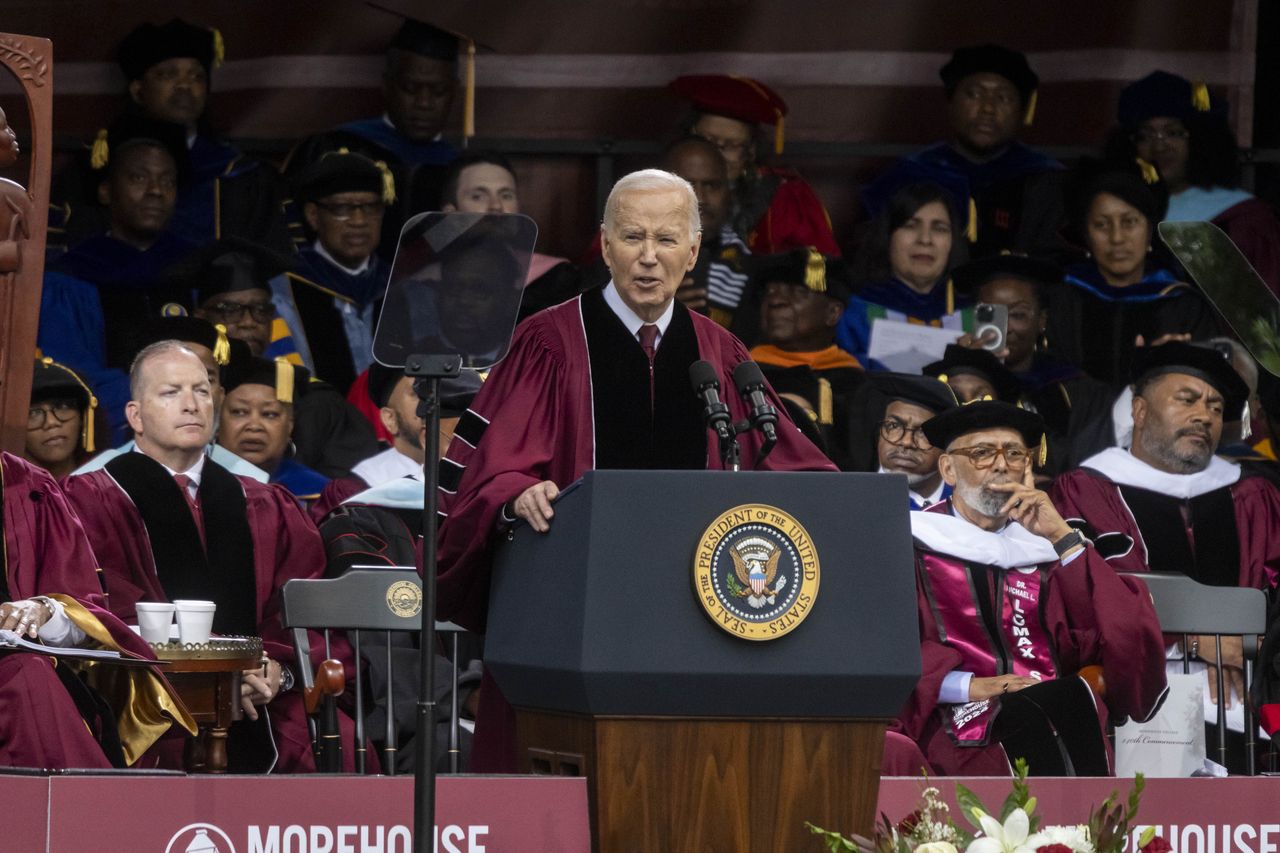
[135,602,177,644]
[173,599,217,645]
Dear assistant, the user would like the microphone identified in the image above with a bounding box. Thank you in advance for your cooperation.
[732,360,778,458]
[689,360,734,445]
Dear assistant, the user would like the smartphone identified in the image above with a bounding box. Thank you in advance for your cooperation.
[973,303,1008,351]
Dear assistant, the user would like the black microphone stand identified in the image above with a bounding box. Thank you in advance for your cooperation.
[406,352,461,853]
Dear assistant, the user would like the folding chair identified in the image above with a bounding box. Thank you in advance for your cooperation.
[1132,572,1269,774]
[280,569,470,774]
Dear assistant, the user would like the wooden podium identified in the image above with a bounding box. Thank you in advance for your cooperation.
[488,470,921,852]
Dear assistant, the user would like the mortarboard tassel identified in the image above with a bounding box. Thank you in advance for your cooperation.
[275,357,294,404]
[463,40,476,141]
[945,277,955,316]
[966,198,978,243]
[211,28,225,69]
[938,373,950,385]
[212,324,231,366]
[804,247,826,292]
[818,377,833,425]
[774,112,785,156]
[376,160,396,205]
[90,129,109,170]
[1191,81,1210,112]
[1038,434,1048,468]
[1135,157,1159,185]
[1023,89,1037,126]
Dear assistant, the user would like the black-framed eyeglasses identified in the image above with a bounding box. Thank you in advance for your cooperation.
[314,201,385,221]
[878,418,932,449]
[1131,127,1190,145]
[206,301,275,323]
[947,444,1030,470]
[28,400,79,428]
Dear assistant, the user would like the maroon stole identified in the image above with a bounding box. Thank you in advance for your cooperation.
[917,550,1061,746]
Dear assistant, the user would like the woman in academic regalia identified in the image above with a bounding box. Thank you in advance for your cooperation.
[24,357,101,481]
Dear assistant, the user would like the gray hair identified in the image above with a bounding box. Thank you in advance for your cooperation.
[601,169,701,241]
[129,340,202,400]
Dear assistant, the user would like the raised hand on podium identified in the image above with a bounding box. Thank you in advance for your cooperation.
[512,480,559,532]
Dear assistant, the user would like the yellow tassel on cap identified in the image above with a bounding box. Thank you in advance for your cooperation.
[376,160,396,205]
[945,277,955,316]
[1191,81,1210,112]
[1135,157,1159,185]
[90,129,109,170]
[774,112,785,156]
[938,373,949,385]
[41,357,97,452]
[211,28,225,68]
[463,40,476,140]
[1023,89,1037,126]
[966,198,978,243]
[1038,434,1048,468]
[804,247,826,292]
[274,357,294,404]
[818,377,833,425]
[212,323,231,366]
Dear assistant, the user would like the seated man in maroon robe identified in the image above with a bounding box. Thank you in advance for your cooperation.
[0,450,194,768]
[437,169,837,772]
[897,401,1167,775]
[63,341,364,772]
[1052,342,1280,732]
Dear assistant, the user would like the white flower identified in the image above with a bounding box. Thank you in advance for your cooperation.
[915,842,959,853]
[1025,825,1094,853]
[966,808,1034,853]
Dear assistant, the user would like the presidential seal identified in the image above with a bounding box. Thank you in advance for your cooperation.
[692,503,820,641]
[386,579,423,618]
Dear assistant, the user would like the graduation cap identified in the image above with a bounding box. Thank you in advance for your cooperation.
[749,247,853,304]
[939,44,1039,125]
[89,113,191,178]
[858,160,974,244]
[222,355,311,405]
[164,237,292,305]
[1131,341,1250,421]
[1063,157,1168,245]
[1117,70,1225,128]
[368,3,479,139]
[922,399,1046,454]
[292,147,396,205]
[133,316,239,367]
[951,253,1062,295]
[31,356,98,453]
[117,18,223,81]
[669,74,789,155]
[868,372,958,415]
[923,345,1023,404]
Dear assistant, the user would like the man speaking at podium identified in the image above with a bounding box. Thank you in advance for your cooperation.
[437,169,836,771]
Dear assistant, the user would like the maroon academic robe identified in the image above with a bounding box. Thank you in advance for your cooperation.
[1050,449,1280,591]
[0,452,193,768]
[64,458,364,773]
[894,503,1167,776]
[1214,198,1280,298]
[747,166,841,257]
[437,289,836,771]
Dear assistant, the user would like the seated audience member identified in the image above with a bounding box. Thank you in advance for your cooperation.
[1054,158,1220,385]
[853,373,958,509]
[669,74,840,256]
[924,344,1021,404]
[662,137,752,332]
[1107,71,1280,296]
[836,182,970,366]
[218,356,329,504]
[63,341,366,772]
[283,149,395,395]
[748,248,865,469]
[437,169,836,772]
[897,401,1167,776]
[862,44,1064,259]
[25,357,99,480]
[439,151,582,320]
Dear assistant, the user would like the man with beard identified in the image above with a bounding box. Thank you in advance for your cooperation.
[859,373,958,508]
[1051,343,1280,722]
[897,401,1166,775]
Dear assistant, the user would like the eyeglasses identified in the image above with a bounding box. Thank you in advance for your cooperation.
[28,401,79,428]
[314,201,385,221]
[878,418,932,449]
[1131,127,1190,145]
[694,131,753,157]
[205,301,275,323]
[947,444,1030,469]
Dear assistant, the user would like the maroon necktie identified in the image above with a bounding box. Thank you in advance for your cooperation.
[174,474,207,549]
[638,324,658,405]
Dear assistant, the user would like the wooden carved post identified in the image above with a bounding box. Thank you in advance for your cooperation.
[0,34,51,455]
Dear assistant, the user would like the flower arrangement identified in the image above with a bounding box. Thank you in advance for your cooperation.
[806,759,1172,853]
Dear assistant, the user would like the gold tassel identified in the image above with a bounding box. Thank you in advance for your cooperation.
[212,324,231,366]
[463,40,476,140]
[774,112,785,155]
[1023,89,1037,126]
[275,357,294,404]
[1135,157,1159,185]
[90,129,109,170]
[804,247,826,292]
[211,28,225,68]
[938,373,949,385]
[376,160,396,204]
[966,197,978,243]
[82,393,98,453]
[1191,81,1210,112]
[1037,434,1048,467]
[818,378,833,425]
[945,277,955,316]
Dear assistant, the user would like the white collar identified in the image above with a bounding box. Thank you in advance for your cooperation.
[910,510,1058,568]
[313,240,371,275]
[351,446,421,487]
[877,466,945,507]
[603,280,674,340]
[134,446,206,485]
[1111,386,1134,449]
[1080,446,1241,499]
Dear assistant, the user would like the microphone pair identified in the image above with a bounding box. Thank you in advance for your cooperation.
[688,360,779,462]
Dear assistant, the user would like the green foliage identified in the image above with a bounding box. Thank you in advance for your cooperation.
[726,570,745,597]
[805,822,858,852]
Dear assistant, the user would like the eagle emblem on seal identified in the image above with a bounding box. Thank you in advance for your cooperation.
[729,536,787,608]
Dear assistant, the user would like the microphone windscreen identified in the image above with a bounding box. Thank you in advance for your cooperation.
[732,359,766,392]
[689,360,720,391]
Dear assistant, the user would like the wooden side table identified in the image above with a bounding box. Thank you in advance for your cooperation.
[150,637,263,773]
